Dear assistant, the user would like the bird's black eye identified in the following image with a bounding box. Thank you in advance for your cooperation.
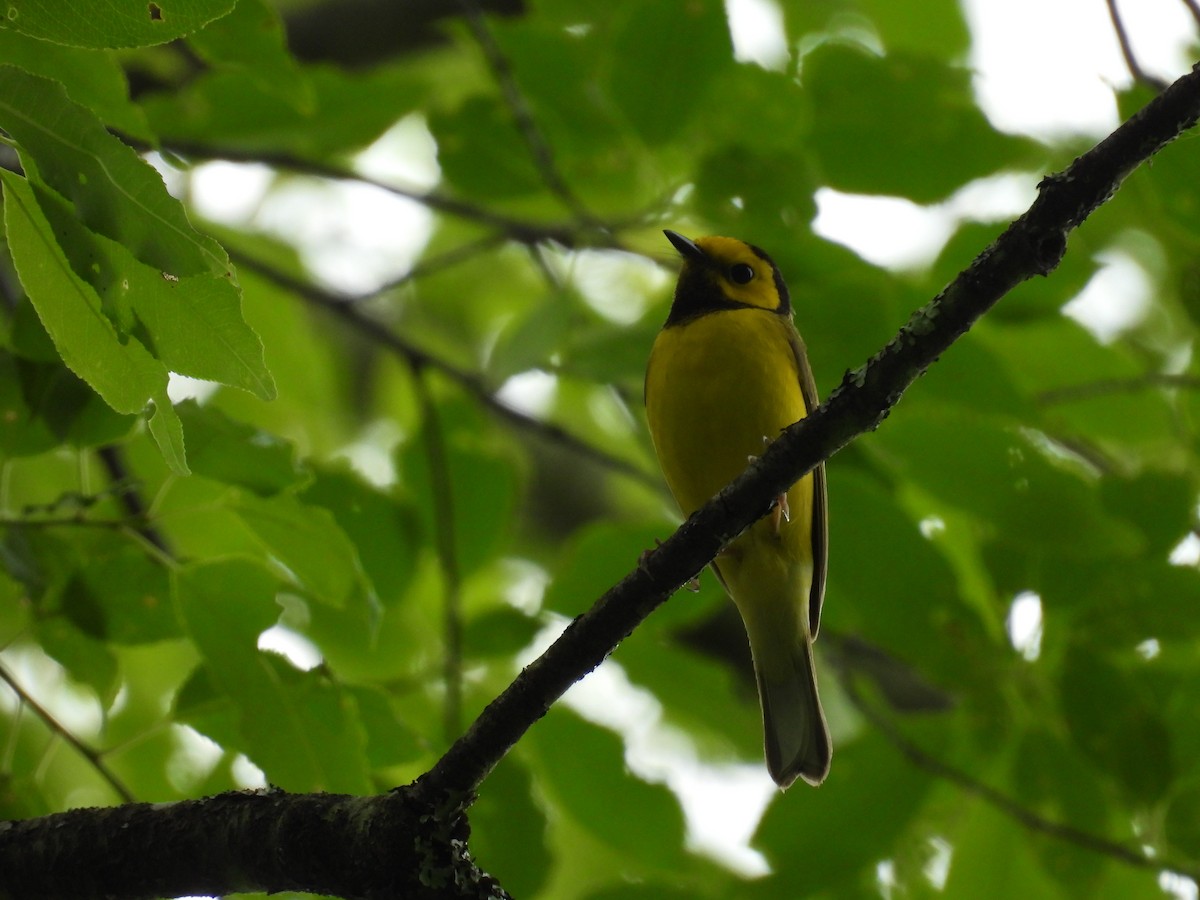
[729,263,755,285]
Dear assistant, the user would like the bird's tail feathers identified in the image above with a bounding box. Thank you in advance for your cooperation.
[757,634,831,789]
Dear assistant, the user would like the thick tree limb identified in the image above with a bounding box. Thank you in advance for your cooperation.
[3,59,1199,900]
[0,789,506,900]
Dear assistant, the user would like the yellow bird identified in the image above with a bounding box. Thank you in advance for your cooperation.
[645,230,830,788]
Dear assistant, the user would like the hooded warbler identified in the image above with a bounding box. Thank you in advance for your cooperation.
[645,230,830,788]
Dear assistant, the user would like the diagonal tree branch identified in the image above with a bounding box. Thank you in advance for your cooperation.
[0,664,135,804]
[159,141,583,247]
[843,675,1200,880]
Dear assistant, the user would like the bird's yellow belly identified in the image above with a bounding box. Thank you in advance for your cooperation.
[645,309,814,564]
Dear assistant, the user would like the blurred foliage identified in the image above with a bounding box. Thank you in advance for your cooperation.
[1,1,1199,898]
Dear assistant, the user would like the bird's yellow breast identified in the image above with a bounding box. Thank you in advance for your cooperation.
[645,308,814,564]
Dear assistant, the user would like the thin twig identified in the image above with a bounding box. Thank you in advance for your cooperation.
[1105,0,1170,91]
[228,248,658,488]
[1037,372,1200,405]
[413,373,465,742]
[160,141,582,247]
[95,446,172,555]
[456,0,601,230]
[0,662,135,804]
[845,679,1199,880]
[1182,0,1200,28]
[350,233,509,304]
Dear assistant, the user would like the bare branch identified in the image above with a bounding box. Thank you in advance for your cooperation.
[1181,0,1200,29]
[1105,0,1170,91]
[1037,372,1200,404]
[160,141,582,247]
[0,664,135,804]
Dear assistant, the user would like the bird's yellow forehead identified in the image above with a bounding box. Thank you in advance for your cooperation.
[689,235,783,312]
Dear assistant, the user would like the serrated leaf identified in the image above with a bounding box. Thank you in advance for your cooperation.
[0,30,150,139]
[0,66,230,277]
[1,0,236,49]
[1,170,188,473]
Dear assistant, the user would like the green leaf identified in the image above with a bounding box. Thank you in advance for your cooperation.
[187,0,311,109]
[857,0,970,57]
[143,65,422,156]
[0,66,230,276]
[0,30,151,139]
[0,352,58,456]
[543,521,665,616]
[1,170,188,473]
[345,685,424,769]
[463,606,540,659]
[529,709,686,870]
[34,617,119,707]
[608,0,732,145]
[175,558,373,793]
[487,291,573,381]
[399,404,518,575]
[69,544,178,644]
[1165,782,1200,858]
[2,79,274,398]
[431,96,543,200]
[471,757,551,898]
[751,730,934,894]
[871,407,1140,559]
[803,44,1036,202]
[4,355,133,451]
[825,468,987,687]
[1059,644,1173,804]
[301,465,419,607]
[231,491,364,608]
[1,0,236,49]
[177,401,305,495]
[940,793,1067,899]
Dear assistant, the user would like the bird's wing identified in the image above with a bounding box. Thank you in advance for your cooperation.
[790,326,828,639]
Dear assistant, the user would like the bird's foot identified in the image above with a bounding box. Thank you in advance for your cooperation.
[770,492,791,535]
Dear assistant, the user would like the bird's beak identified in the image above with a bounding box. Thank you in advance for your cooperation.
[664,230,706,264]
